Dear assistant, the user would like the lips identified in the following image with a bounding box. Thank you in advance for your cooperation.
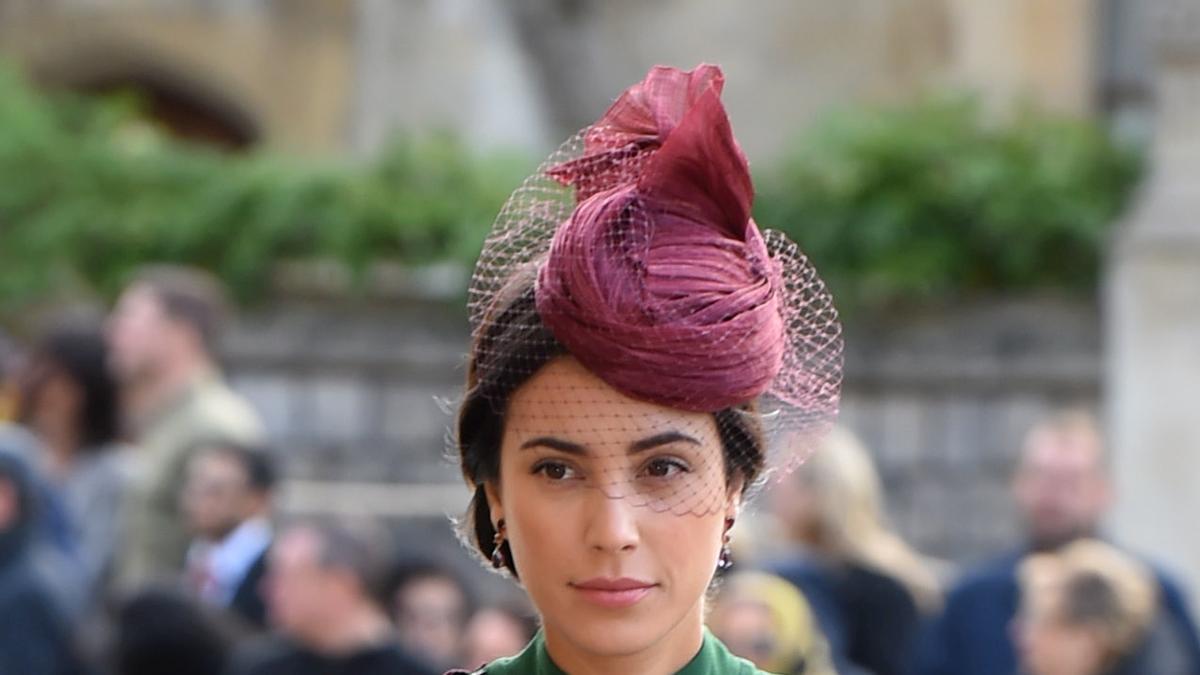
[571,577,658,609]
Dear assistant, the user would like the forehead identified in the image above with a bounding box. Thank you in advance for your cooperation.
[1021,430,1101,475]
[115,285,165,317]
[274,528,322,565]
[189,450,246,479]
[505,357,717,441]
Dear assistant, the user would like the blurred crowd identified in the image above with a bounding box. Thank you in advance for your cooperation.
[0,267,534,675]
[0,264,1197,675]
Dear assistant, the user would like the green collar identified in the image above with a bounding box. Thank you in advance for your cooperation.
[482,627,767,675]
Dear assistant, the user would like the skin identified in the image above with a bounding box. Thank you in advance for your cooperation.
[180,449,269,541]
[1012,426,1112,551]
[1017,582,1107,675]
[22,366,83,477]
[463,608,532,668]
[265,527,392,654]
[394,575,467,668]
[0,477,17,532]
[710,601,777,670]
[106,284,212,415]
[485,357,742,675]
[768,468,824,548]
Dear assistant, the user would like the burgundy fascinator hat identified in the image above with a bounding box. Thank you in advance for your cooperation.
[468,64,843,496]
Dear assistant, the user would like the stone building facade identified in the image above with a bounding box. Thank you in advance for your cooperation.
[1,0,1109,158]
[4,1,1187,585]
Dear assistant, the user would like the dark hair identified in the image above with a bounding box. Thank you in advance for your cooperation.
[474,599,539,644]
[288,519,393,608]
[387,556,475,622]
[18,318,120,449]
[133,265,230,355]
[112,588,230,675]
[456,283,766,577]
[195,441,276,493]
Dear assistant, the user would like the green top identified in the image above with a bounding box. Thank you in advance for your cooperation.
[477,628,770,675]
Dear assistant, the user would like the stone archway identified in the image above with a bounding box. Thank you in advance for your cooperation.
[69,70,260,151]
[28,43,262,151]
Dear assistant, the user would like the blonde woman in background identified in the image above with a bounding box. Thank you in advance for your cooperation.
[763,426,942,675]
[1017,539,1157,675]
[708,571,837,675]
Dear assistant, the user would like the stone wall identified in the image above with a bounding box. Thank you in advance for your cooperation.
[223,281,1100,566]
[1108,0,1200,605]
[0,0,356,153]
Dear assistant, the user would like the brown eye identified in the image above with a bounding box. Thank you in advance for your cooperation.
[644,457,688,479]
[533,461,578,481]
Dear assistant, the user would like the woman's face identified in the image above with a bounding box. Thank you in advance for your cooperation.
[486,357,741,658]
[1017,584,1106,675]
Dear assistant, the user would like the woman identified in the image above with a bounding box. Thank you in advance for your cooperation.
[450,64,843,675]
[1017,540,1158,675]
[764,427,941,675]
[17,317,129,617]
[462,600,538,668]
[707,571,836,675]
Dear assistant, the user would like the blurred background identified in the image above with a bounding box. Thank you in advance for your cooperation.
[0,1,1197,674]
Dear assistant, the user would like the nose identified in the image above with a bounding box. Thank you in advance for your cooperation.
[583,488,640,554]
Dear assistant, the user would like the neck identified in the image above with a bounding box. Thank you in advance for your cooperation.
[307,602,391,655]
[127,355,212,420]
[542,599,705,675]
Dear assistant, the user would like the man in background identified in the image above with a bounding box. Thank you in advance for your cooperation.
[388,558,473,671]
[182,441,275,629]
[232,520,437,675]
[109,265,263,588]
[916,410,1200,675]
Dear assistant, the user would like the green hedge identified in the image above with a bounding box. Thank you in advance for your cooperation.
[755,94,1143,310]
[0,66,1142,318]
[0,66,524,315]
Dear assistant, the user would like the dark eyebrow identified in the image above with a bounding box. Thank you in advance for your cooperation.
[519,431,700,455]
[520,437,587,455]
[629,431,701,454]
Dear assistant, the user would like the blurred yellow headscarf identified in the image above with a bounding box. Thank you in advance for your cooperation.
[709,571,836,675]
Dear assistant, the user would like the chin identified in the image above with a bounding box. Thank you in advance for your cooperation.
[559,613,667,657]
[544,590,689,658]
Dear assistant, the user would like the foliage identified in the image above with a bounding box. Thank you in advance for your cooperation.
[754,94,1144,311]
[0,66,525,315]
[0,68,1143,318]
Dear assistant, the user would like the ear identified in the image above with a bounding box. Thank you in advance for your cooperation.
[484,480,504,526]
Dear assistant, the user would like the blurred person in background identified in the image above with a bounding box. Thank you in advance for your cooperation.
[0,444,82,674]
[766,426,941,675]
[707,571,838,675]
[107,265,264,588]
[231,520,437,675]
[15,317,130,620]
[0,329,20,422]
[460,599,538,670]
[181,441,275,630]
[916,409,1200,675]
[111,587,232,675]
[388,557,474,671]
[1016,539,1159,675]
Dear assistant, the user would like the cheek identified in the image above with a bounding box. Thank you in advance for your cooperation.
[645,511,725,586]
[501,478,573,572]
